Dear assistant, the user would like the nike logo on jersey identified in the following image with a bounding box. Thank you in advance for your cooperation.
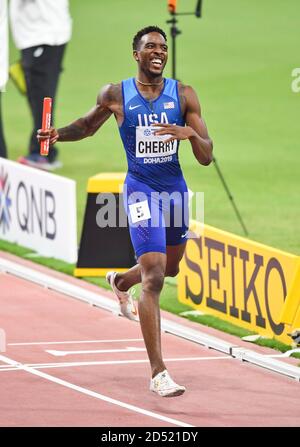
[129,104,142,110]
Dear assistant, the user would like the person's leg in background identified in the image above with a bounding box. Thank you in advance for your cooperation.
[18,44,66,169]
[0,92,7,158]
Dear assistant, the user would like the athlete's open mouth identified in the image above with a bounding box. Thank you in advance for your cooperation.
[151,58,163,68]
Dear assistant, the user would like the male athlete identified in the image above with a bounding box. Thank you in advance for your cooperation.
[38,26,213,397]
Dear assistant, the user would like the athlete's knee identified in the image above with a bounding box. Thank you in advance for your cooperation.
[142,266,165,294]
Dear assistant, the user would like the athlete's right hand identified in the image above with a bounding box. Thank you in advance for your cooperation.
[37,127,59,145]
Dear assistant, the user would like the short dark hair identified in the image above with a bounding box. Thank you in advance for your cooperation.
[132,26,167,51]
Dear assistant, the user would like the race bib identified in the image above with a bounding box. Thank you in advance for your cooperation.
[135,126,178,158]
[128,200,151,224]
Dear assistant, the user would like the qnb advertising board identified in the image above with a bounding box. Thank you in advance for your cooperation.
[178,220,300,345]
[0,158,77,263]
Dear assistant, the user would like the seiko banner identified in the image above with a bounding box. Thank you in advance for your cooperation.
[178,220,300,345]
[0,158,77,263]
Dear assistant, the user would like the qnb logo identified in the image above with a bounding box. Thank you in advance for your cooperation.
[0,167,12,234]
[291,68,300,93]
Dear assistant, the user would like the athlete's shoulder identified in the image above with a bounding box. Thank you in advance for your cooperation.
[177,82,197,96]
[121,77,136,91]
[177,82,200,110]
[97,83,122,106]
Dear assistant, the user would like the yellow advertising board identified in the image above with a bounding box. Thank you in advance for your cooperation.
[178,220,300,345]
[280,260,300,331]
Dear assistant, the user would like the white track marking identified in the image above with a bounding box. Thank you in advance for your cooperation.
[46,347,146,356]
[0,353,193,427]
[0,355,232,371]
[8,338,144,346]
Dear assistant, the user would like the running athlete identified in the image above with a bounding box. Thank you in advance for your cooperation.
[37,26,213,397]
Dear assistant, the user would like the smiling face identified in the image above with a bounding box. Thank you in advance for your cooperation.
[133,32,168,78]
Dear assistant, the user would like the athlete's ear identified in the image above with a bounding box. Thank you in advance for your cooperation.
[133,50,139,62]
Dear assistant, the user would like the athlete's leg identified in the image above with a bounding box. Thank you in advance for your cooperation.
[165,242,187,277]
[109,238,183,377]
[115,174,165,291]
[115,264,141,291]
[138,251,167,378]
[164,176,189,276]
[115,241,186,291]
[108,174,187,393]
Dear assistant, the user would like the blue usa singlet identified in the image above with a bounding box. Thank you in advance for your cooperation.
[119,77,189,258]
[119,77,185,191]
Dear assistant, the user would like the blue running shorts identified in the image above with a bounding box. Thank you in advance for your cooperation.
[123,173,189,259]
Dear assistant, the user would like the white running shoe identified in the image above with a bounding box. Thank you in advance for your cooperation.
[150,370,186,397]
[106,271,139,321]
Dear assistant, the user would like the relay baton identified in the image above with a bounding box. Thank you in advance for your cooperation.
[40,97,52,156]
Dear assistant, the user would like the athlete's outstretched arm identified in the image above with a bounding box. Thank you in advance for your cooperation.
[37,84,115,145]
[153,85,213,166]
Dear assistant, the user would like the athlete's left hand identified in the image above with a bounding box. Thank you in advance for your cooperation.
[152,123,195,143]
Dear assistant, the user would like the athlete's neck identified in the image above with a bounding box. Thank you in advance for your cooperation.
[136,72,164,87]
[136,78,164,86]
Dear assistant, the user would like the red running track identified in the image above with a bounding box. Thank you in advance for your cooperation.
[0,252,300,427]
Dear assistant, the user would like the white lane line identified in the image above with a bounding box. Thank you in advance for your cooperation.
[46,347,146,356]
[0,355,232,371]
[8,339,144,346]
[0,353,193,427]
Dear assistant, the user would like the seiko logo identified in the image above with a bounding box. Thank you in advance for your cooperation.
[184,236,287,335]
